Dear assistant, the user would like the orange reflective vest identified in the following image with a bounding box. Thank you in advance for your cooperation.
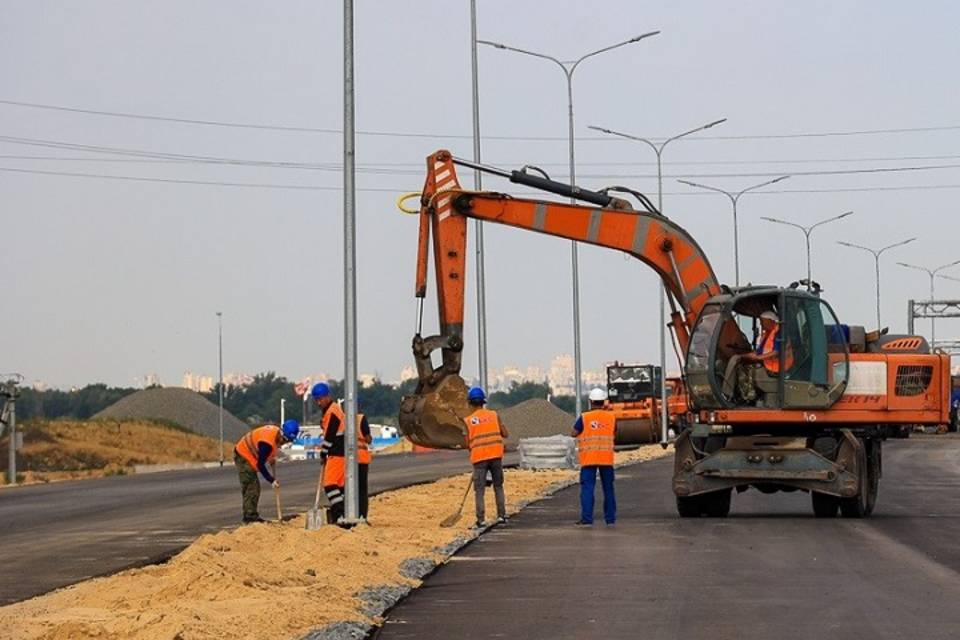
[235,425,281,469]
[322,403,371,465]
[760,325,794,374]
[577,410,615,467]
[464,408,504,464]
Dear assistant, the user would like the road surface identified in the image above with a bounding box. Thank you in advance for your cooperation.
[378,436,960,640]
[0,450,489,605]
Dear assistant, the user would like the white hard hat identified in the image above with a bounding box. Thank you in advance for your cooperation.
[760,311,779,322]
[589,387,608,402]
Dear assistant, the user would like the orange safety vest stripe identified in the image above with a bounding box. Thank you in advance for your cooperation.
[464,408,504,463]
[577,410,615,467]
[235,425,280,469]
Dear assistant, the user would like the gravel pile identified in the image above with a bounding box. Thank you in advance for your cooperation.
[500,399,575,449]
[93,387,249,443]
[301,621,369,640]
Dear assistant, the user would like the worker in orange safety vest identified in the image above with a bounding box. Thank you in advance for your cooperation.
[463,386,510,528]
[571,388,616,526]
[234,420,300,523]
[312,382,372,524]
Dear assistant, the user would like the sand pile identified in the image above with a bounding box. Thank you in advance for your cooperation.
[95,388,249,443]
[500,398,575,449]
[0,445,669,640]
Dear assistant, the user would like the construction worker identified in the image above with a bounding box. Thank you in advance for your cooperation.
[312,382,372,524]
[572,388,616,526]
[233,419,300,523]
[724,310,794,403]
[463,386,509,527]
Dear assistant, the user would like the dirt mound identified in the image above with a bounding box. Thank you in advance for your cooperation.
[94,387,249,443]
[500,399,575,449]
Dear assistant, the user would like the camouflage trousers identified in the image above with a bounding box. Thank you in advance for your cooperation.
[234,452,261,520]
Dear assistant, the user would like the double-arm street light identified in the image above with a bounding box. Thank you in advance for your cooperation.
[837,238,916,330]
[678,176,790,287]
[587,118,725,443]
[898,259,960,346]
[760,211,854,291]
[479,31,660,414]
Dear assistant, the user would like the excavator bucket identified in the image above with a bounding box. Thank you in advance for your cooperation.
[399,373,470,449]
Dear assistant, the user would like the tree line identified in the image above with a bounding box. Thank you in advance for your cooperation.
[13,375,579,426]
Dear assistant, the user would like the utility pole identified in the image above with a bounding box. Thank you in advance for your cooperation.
[342,0,360,523]
[837,238,916,330]
[217,311,224,466]
[759,211,854,291]
[470,0,488,392]
[2,376,22,485]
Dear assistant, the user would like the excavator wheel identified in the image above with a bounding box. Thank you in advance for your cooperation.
[702,489,732,517]
[676,495,703,518]
[840,445,869,518]
[811,492,839,518]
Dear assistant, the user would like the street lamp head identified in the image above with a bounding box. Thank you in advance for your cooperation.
[770,175,791,185]
[587,125,614,135]
[703,118,727,129]
[477,39,506,49]
[629,30,662,42]
[837,211,854,220]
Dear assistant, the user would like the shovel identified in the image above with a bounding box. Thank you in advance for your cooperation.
[440,477,472,528]
[305,461,327,530]
[271,462,283,523]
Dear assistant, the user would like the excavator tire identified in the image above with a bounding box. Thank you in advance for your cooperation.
[676,495,703,518]
[840,445,869,518]
[702,489,732,517]
[864,440,881,516]
[811,492,839,517]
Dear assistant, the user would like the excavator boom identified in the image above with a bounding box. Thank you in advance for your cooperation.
[400,150,720,448]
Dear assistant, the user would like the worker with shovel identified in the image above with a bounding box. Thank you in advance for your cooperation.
[463,387,509,528]
[312,382,372,525]
[572,388,617,526]
[234,419,300,523]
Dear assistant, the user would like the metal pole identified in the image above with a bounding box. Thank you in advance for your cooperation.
[732,198,740,287]
[470,0,488,392]
[217,311,224,466]
[566,72,583,416]
[874,254,881,331]
[280,398,286,425]
[343,0,359,522]
[6,393,15,485]
[929,273,936,348]
[907,299,915,335]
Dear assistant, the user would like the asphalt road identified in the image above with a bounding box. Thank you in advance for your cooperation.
[378,436,960,640]
[0,450,492,605]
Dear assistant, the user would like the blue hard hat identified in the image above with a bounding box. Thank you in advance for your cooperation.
[311,382,331,398]
[281,419,300,440]
[467,386,486,403]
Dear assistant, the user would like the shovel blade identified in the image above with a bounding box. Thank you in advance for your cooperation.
[305,508,326,530]
[439,511,462,528]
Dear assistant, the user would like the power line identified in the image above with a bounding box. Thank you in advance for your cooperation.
[4,164,960,196]
[3,97,960,142]
[2,136,960,180]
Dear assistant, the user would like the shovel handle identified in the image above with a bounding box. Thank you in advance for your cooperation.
[313,461,326,510]
[274,485,283,522]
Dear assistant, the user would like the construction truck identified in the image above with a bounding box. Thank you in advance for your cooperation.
[605,363,689,443]
[398,150,952,518]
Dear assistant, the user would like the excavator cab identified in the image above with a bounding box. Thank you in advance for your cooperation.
[685,287,850,411]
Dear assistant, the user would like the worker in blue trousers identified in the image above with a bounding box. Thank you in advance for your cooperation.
[571,387,617,526]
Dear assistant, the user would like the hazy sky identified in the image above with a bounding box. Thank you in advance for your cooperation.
[3,1,960,388]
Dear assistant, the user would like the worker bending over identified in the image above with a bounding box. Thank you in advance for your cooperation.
[312,382,372,524]
[234,419,300,523]
[464,386,509,528]
[572,388,616,526]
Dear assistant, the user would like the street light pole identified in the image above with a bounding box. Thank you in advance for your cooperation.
[678,176,790,286]
[760,211,854,291]
[587,119,726,443]
[479,31,660,416]
[216,311,224,466]
[898,259,960,347]
[469,0,488,392]
[837,238,916,330]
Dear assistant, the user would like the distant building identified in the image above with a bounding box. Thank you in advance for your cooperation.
[182,372,214,393]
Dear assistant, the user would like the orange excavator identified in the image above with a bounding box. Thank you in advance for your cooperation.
[399,150,951,518]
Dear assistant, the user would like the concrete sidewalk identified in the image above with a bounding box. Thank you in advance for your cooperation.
[376,440,960,640]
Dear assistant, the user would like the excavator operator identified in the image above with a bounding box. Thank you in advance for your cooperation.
[723,311,793,405]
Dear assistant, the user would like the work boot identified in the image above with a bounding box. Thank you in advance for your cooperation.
[242,515,265,524]
[473,520,485,529]
[574,519,592,526]
[496,516,508,524]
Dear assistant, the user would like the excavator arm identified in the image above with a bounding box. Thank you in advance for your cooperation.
[399,150,721,448]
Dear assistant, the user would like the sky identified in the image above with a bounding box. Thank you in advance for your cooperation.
[2,0,960,388]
